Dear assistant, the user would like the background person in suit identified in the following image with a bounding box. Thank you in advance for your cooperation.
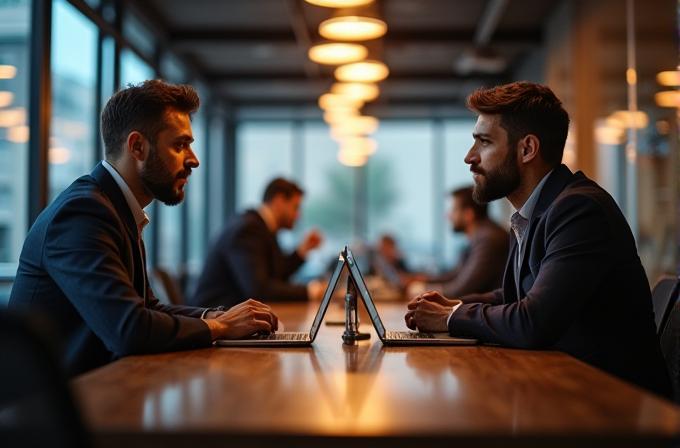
[406,186,509,300]
[8,80,278,377]
[189,178,323,309]
[405,81,671,398]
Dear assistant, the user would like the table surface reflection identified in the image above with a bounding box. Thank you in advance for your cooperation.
[72,301,680,448]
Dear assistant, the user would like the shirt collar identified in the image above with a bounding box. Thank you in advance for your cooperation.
[258,204,277,233]
[102,160,150,232]
[517,168,555,221]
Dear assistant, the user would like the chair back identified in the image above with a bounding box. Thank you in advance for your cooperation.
[651,276,680,335]
[150,267,185,305]
[0,310,90,447]
[660,295,680,403]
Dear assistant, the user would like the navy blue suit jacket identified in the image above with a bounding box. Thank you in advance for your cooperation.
[189,210,307,309]
[450,164,671,398]
[9,163,213,377]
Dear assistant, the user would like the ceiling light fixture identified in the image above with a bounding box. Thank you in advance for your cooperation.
[308,42,368,65]
[330,82,379,101]
[337,149,368,166]
[339,135,377,155]
[323,109,359,124]
[318,93,364,111]
[319,16,387,41]
[330,115,379,139]
[0,65,17,79]
[0,91,13,108]
[654,90,680,108]
[305,0,374,7]
[656,70,680,86]
[335,60,388,83]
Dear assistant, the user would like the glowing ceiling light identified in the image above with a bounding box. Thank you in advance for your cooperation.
[308,43,368,65]
[339,135,377,155]
[0,65,16,79]
[330,115,379,139]
[654,91,680,108]
[319,16,387,41]
[331,82,379,101]
[656,71,680,86]
[305,0,374,7]
[323,108,359,124]
[49,147,71,165]
[7,125,29,143]
[605,110,649,129]
[0,108,26,127]
[337,149,368,166]
[335,60,388,83]
[318,92,364,111]
[0,91,13,108]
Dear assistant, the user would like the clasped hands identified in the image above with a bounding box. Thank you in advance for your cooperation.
[404,291,461,333]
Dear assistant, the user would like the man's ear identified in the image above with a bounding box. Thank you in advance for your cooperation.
[520,134,540,163]
[127,131,148,162]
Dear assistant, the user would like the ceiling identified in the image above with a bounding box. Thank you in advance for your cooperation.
[132,0,562,114]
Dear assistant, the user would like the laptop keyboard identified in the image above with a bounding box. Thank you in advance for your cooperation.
[256,332,310,341]
[386,331,435,340]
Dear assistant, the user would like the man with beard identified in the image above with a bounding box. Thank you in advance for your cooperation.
[409,186,508,300]
[8,80,278,377]
[189,178,323,309]
[404,82,671,398]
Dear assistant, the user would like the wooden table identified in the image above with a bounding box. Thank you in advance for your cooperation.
[71,301,680,448]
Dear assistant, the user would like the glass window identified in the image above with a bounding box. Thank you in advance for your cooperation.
[120,47,154,87]
[0,0,31,264]
[367,121,435,273]
[299,120,356,279]
[186,92,207,277]
[122,11,156,61]
[236,121,294,210]
[50,0,98,201]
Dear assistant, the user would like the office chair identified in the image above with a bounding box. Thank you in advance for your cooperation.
[150,267,185,305]
[651,275,680,335]
[660,293,680,403]
[0,310,90,448]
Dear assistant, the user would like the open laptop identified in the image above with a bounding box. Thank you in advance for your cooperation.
[215,254,345,347]
[342,246,479,346]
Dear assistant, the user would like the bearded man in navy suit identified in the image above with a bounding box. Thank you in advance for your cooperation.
[405,82,671,398]
[9,80,278,377]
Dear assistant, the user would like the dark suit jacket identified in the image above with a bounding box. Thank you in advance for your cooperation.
[428,219,509,299]
[449,164,672,398]
[189,210,308,309]
[8,163,213,377]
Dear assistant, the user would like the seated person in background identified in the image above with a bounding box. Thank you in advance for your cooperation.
[410,186,509,301]
[189,178,324,309]
[8,80,278,378]
[373,234,410,275]
[406,81,671,398]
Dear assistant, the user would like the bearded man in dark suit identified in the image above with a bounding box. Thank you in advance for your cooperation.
[405,81,671,398]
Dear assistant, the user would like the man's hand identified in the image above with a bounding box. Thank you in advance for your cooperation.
[297,228,323,258]
[204,299,279,340]
[404,291,461,332]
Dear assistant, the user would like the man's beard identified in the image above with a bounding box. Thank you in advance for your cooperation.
[141,145,190,206]
[471,146,520,204]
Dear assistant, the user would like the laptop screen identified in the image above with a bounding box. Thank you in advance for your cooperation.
[309,253,345,340]
[343,247,387,340]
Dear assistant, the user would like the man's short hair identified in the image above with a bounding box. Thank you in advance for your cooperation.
[451,186,488,219]
[101,79,200,161]
[466,81,570,167]
[262,178,304,203]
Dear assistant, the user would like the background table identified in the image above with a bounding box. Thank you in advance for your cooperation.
[71,300,680,448]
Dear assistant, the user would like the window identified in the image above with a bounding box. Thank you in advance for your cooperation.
[50,0,98,201]
[0,0,30,264]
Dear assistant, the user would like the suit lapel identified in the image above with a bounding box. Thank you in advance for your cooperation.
[90,162,146,299]
[505,164,574,302]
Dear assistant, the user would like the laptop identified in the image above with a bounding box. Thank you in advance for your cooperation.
[342,246,479,346]
[215,254,345,347]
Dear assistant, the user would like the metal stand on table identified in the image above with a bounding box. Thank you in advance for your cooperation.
[342,277,370,345]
